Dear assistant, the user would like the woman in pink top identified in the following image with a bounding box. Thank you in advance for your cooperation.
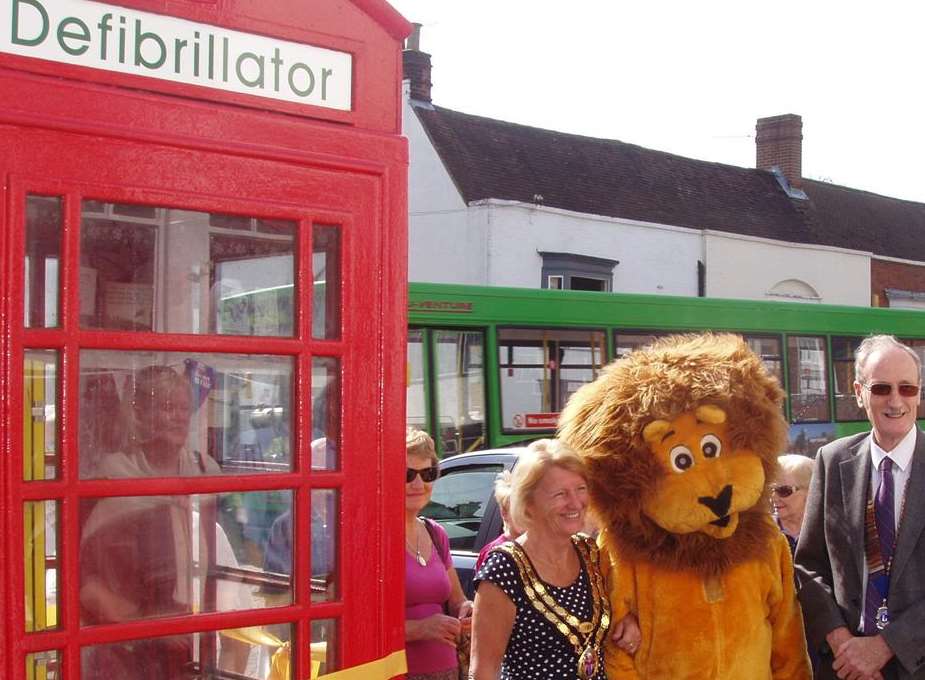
[405,430,472,680]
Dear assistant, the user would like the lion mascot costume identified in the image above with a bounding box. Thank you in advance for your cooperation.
[559,333,811,679]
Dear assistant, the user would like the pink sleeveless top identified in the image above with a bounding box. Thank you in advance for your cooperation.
[405,520,458,675]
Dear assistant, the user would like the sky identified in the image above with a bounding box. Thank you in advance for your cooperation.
[387,1,925,204]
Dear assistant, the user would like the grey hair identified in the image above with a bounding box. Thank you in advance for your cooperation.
[854,335,921,383]
[776,454,814,488]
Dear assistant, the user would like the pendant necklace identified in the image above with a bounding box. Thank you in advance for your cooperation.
[407,520,427,567]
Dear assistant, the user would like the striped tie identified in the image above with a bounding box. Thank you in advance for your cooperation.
[863,458,895,633]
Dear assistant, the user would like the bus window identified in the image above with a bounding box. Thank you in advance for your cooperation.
[904,339,925,419]
[498,328,605,432]
[832,336,865,421]
[434,330,485,455]
[787,336,830,422]
[407,329,427,433]
[743,335,784,389]
[614,332,665,359]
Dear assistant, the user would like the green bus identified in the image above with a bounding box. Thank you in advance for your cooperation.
[407,282,925,457]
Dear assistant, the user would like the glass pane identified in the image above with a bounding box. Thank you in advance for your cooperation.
[787,336,831,422]
[832,336,865,421]
[312,225,341,340]
[311,619,337,676]
[81,623,294,679]
[423,464,504,551]
[24,195,61,328]
[24,501,59,632]
[614,332,666,359]
[407,329,427,433]
[434,330,485,456]
[744,334,785,388]
[24,351,58,481]
[312,490,338,602]
[498,328,605,431]
[25,650,61,680]
[904,339,925,419]
[80,200,295,335]
[79,351,293,478]
[311,357,340,470]
[80,491,292,625]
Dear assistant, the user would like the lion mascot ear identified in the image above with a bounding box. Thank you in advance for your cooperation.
[642,419,670,446]
[695,405,726,424]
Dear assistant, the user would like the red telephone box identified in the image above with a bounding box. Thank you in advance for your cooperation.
[0,1,411,679]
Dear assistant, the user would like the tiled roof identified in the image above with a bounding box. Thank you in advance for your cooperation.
[413,104,925,261]
[797,180,925,261]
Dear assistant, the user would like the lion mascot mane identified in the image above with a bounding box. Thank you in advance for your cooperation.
[559,333,810,679]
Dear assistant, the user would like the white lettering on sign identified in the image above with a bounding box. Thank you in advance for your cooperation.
[2,0,352,110]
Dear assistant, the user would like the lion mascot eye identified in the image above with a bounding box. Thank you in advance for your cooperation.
[670,446,694,472]
[701,434,722,458]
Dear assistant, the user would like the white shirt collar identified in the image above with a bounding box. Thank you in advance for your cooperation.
[870,426,916,473]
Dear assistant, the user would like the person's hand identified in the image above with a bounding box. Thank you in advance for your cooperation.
[832,633,892,680]
[611,613,641,655]
[423,613,462,647]
[457,599,474,634]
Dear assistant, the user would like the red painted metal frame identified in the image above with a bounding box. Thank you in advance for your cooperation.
[0,1,410,677]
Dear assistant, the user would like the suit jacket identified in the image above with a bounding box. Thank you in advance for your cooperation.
[795,429,925,679]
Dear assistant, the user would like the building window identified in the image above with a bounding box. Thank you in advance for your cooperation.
[538,251,617,292]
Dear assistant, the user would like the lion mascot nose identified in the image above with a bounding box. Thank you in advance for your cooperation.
[698,484,733,518]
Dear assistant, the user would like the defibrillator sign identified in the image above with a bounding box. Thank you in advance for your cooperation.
[2,0,353,110]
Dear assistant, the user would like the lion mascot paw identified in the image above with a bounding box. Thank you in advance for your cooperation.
[559,333,811,680]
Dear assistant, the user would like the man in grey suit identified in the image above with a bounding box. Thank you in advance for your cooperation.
[796,335,925,680]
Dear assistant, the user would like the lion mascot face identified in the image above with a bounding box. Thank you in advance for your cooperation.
[558,333,788,576]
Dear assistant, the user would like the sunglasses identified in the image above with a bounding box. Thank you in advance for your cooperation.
[406,466,439,483]
[769,484,801,498]
[862,382,920,397]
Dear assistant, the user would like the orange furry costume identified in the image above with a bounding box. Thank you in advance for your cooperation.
[559,334,811,679]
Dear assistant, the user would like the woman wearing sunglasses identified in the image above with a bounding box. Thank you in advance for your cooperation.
[404,429,473,680]
[771,454,814,554]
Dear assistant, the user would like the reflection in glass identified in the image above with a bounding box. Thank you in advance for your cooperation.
[407,329,427,433]
[832,336,866,421]
[312,490,338,602]
[311,619,337,676]
[23,351,58,481]
[79,490,293,626]
[79,350,293,478]
[79,200,295,335]
[311,358,340,470]
[312,225,341,339]
[744,335,784,388]
[24,500,58,632]
[81,623,294,680]
[787,336,830,423]
[435,330,485,455]
[424,465,504,551]
[498,328,605,430]
[906,339,925,419]
[613,332,666,359]
[25,650,60,680]
[24,195,61,328]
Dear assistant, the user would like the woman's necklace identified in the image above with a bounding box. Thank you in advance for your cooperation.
[407,519,427,567]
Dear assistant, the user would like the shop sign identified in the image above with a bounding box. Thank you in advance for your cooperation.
[2,0,352,110]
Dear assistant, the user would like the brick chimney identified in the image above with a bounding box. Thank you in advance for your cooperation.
[403,23,432,104]
[756,114,803,188]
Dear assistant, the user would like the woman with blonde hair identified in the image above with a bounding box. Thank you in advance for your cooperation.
[470,439,639,679]
[771,453,814,552]
[404,429,472,680]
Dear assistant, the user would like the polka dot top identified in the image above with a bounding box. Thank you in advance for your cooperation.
[474,541,607,680]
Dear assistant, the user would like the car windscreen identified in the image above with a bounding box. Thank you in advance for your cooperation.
[421,464,505,551]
